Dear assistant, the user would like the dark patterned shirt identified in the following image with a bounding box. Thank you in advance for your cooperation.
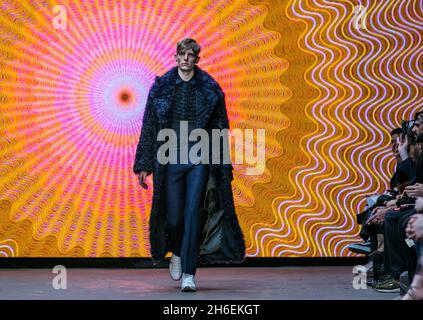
[170,73,200,149]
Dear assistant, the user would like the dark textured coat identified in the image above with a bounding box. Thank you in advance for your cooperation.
[133,66,246,265]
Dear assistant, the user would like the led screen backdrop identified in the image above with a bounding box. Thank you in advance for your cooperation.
[0,0,422,257]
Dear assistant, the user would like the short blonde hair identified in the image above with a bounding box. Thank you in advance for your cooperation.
[176,38,201,57]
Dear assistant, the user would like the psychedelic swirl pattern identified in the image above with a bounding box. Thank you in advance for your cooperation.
[0,0,421,257]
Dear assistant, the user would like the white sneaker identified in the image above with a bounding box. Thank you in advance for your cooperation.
[181,273,196,292]
[169,254,182,281]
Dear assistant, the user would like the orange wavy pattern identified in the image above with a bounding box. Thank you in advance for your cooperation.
[0,0,421,258]
[0,0,287,257]
[249,0,423,257]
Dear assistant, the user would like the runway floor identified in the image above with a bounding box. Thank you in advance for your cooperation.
[0,266,399,300]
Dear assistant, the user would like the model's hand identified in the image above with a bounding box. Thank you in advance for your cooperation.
[139,171,151,189]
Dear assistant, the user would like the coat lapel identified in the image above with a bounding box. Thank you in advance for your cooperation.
[153,66,222,129]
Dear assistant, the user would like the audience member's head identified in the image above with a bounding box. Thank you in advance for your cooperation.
[412,110,423,144]
[414,110,423,122]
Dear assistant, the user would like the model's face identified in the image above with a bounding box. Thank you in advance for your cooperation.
[175,48,199,72]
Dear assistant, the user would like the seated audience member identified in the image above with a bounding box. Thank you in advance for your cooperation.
[367,110,423,292]
[403,198,423,300]
[350,128,416,256]
[390,128,417,193]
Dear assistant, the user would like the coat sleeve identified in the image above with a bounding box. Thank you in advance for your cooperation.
[213,91,234,181]
[133,80,158,175]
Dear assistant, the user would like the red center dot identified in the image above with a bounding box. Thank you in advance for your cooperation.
[121,93,129,101]
[120,91,131,103]
[119,90,133,105]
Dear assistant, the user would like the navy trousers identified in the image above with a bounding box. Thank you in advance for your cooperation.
[165,161,210,275]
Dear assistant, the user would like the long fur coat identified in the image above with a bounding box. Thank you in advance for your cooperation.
[133,66,246,265]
